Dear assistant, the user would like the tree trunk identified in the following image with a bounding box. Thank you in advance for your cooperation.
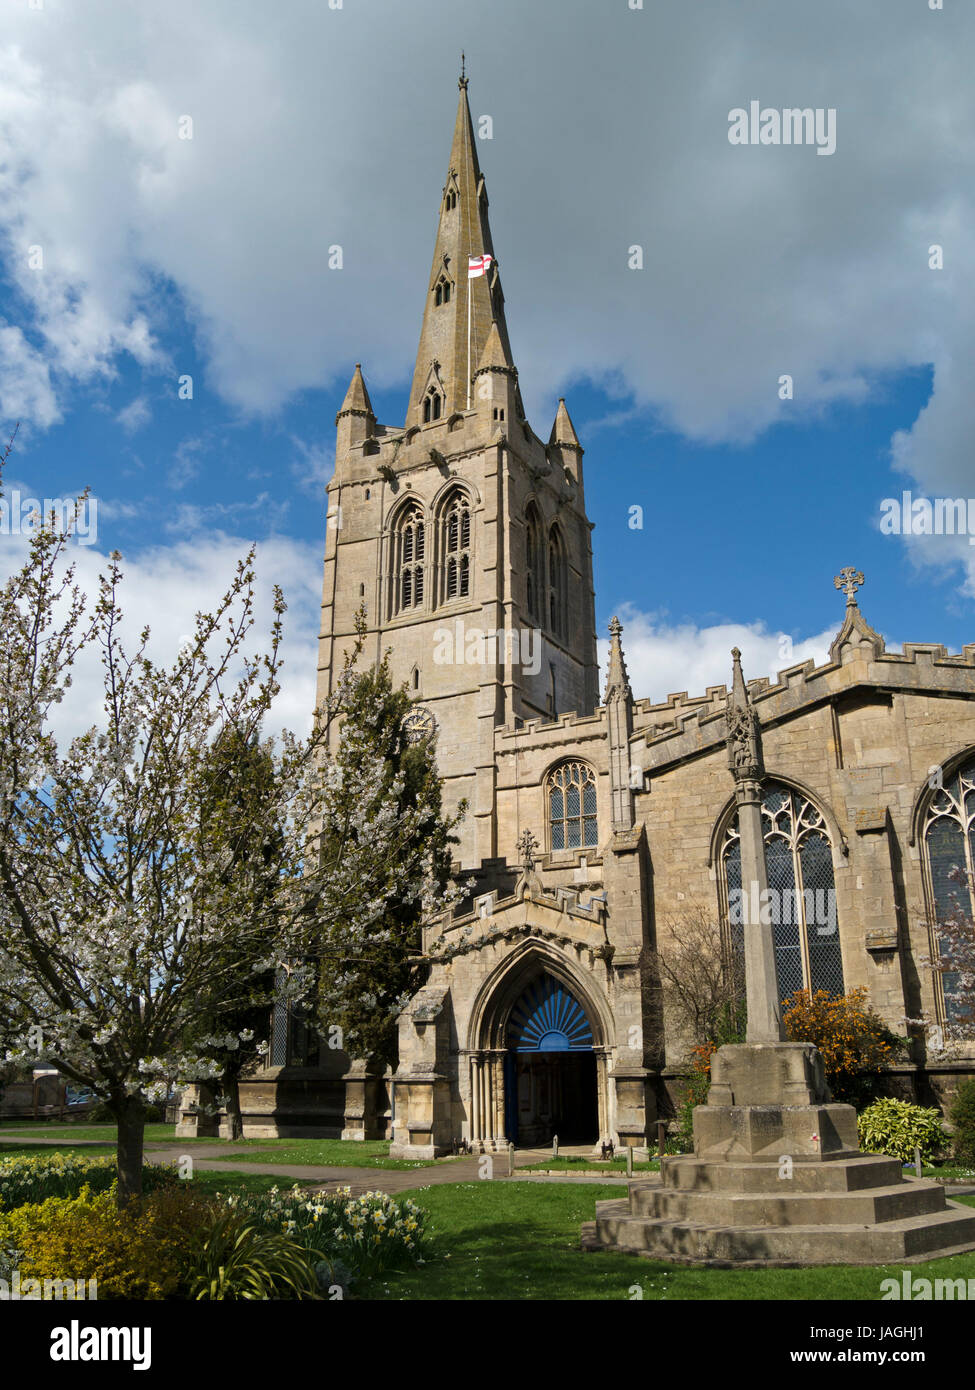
[223,1072,244,1141]
[115,1093,146,1208]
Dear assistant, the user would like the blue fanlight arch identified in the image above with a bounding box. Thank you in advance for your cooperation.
[506,974,594,1053]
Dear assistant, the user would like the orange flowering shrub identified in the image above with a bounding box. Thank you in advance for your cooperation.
[783,987,905,1105]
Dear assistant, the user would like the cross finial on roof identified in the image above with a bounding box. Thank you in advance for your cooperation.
[459,51,467,88]
[834,567,865,606]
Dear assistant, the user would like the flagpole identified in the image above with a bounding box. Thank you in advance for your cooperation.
[466,269,472,410]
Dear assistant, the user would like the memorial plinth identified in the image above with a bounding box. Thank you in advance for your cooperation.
[586,1042,975,1266]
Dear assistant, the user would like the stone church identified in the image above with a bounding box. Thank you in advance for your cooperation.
[180,75,975,1149]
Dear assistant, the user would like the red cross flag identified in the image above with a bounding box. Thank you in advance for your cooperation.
[468,254,493,279]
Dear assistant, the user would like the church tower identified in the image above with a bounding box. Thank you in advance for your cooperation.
[316,72,599,867]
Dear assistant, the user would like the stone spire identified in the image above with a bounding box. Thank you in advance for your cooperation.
[335,362,376,452]
[406,76,514,427]
[549,398,581,451]
[335,363,375,424]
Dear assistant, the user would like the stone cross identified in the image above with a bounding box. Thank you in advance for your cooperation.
[725,649,784,1044]
[834,567,864,605]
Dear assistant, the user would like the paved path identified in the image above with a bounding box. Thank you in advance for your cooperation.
[3,1132,971,1199]
[0,1133,630,1196]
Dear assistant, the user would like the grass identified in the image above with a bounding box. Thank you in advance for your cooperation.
[354,1182,975,1301]
[224,1139,451,1170]
[0,1141,118,1159]
[0,1127,451,1170]
[519,1155,659,1173]
[0,1122,249,1144]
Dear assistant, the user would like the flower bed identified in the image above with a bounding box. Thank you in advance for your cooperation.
[0,1151,178,1209]
[0,1152,427,1298]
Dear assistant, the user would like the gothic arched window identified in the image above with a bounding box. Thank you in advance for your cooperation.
[548,525,567,638]
[921,755,975,1027]
[721,782,844,1001]
[423,389,442,423]
[435,277,452,306]
[548,761,598,852]
[441,490,471,603]
[390,504,425,617]
[525,505,543,622]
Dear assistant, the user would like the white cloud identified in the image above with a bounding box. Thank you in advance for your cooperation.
[0,0,971,599]
[597,603,841,706]
[0,324,59,430]
[0,524,322,747]
[115,395,151,434]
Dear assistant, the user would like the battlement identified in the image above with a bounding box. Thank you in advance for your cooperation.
[636,629,975,771]
[496,707,605,748]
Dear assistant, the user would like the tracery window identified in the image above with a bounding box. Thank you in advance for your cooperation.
[390,504,425,617]
[441,490,471,603]
[721,782,844,1000]
[548,761,598,851]
[435,277,452,306]
[921,756,975,1026]
[423,389,442,423]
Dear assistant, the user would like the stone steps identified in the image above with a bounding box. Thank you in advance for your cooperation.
[658,1153,904,1193]
[590,1197,975,1266]
[630,1180,948,1227]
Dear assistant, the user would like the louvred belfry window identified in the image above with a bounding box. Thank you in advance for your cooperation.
[441,491,471,604]
[525,506,542,622]
[390,505,425,617]
[548,525,567,639]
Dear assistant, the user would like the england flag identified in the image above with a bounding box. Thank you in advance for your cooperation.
[468,254,493,279]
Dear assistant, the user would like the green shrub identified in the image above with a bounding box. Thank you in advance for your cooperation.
[0,1185,212,1298]
[857,1098,949,1164]
[950,1080,975,1167]
[0,1151,179,1210]
[185,1208,321,1300]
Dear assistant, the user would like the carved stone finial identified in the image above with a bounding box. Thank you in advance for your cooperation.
[604,616,632,705]
[517,828,538,874]
[834,567,864,606]
[725,648,763,784]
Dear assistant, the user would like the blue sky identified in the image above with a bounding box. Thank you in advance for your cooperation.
[1,0,973,730]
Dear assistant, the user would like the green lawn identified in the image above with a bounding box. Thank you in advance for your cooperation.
[0,1122,244,1144]
[519,1155,659,1173]
[224,1139,451,1170]
[0,1125,449,1168]
[0,1141,118,1159]
[354,1182,975,1301]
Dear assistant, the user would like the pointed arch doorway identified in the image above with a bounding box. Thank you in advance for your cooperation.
[502,973,598,1145]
